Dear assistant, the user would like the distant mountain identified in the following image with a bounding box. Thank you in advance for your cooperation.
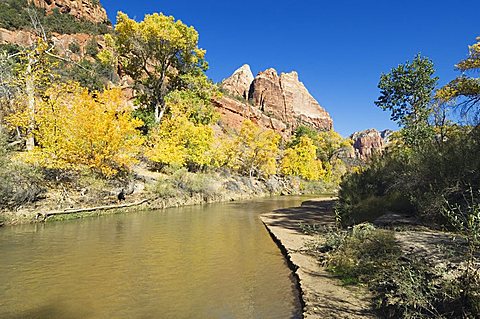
[217,64,333,138]
[350,128,393,160]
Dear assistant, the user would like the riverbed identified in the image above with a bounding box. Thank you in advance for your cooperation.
[0,197,306,319]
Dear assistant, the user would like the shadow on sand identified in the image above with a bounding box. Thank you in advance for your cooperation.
[266,199,337,233]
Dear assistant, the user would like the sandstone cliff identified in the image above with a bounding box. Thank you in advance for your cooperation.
[212,96,289,137]
[28,0,109,24]
[351,128,393,160]
[220,64,254,100]
[218,64,333,137]
[0,27,104,64]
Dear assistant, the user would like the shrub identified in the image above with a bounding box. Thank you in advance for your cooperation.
[0,131,44,209]
[61,58,115,91]
[0,0,111,35]
[372,257,480,318]
[153,180,178,199]
[325,224,400,284]
[151,169,222,199]
[308,221,480,318]
[171,169,221,197]
[68,41,81,54]
[85,39,99,57]
[336,126,480,226]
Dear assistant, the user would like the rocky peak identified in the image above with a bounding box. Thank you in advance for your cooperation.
[28,0,109,24]
[351,128,392,160]
[249,67,333,131]
[279,71,332,130]
[215,65,334,137]
[221,64,254,100]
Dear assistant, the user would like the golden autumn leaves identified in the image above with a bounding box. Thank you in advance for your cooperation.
[6,78,343,180]
[8,83,144,176]
[2,10,352,182]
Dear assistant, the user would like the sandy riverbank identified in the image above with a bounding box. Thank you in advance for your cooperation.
[260,198,375,319]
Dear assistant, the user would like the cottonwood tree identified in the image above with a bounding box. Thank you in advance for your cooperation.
[104,12,208,124]
[1,9,101,150]
[1,40,58,150]
[281,136,323,180]
[229,120,280,178]
[12,83,144,176]
[146,91,216,170]
[436,37,480,124]
[376,54,438,147]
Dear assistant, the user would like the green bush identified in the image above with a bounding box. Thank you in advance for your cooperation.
[336,126,480,227]
[68,41,81,54]
[85,39,99,57]
[336,151,414,225]
[171,169,221,197]
[0,43,22,55]
[325,224,400,284]
[300,179,330,194]
[372,257,480,318]
[153,180,178,199]
[151,169,222,199]
[59,58,115,91]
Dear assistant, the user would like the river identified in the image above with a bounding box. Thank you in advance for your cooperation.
[0,197,306,319]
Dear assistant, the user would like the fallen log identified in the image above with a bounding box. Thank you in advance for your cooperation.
[40,198,153,221]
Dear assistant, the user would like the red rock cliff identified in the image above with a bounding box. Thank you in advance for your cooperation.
[28,0,109,24]
[218,64,333,137]
[351,129,393,160]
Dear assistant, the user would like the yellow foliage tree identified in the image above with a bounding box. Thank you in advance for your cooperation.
[281,136,324,180]
[315,130,353,163]
[103,12,208,123]
[145,90,216,170]
[10,83,144,176]
[1,39,59,150]
[229,120,280,178]
[436,36,480,123]
[146,115,214,169]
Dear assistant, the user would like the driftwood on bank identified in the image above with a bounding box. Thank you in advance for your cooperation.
[38,198,152,221]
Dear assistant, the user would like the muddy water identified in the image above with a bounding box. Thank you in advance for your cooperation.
[0,197,305,319]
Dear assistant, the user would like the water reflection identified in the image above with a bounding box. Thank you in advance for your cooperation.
[0,197,306,319]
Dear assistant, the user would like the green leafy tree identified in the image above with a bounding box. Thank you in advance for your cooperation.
[375,54,438,147]
[105,12,207,123]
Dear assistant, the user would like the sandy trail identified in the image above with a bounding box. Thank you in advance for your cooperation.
[261,198,375,319]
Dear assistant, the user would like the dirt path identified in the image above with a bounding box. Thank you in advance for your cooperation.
[260,198,375,319]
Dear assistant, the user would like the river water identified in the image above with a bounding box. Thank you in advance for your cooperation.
[0,197,306,319]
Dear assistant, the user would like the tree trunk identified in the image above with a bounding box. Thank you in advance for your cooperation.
[154,103,165,123]
[40,198,152,221]
[25,55,35,151]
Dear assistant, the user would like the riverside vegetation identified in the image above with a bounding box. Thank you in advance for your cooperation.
[300,39,480,318]
[1,2,479,317]
[0,10,352,225]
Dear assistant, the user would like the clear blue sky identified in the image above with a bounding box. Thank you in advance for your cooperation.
[100,0,479,136]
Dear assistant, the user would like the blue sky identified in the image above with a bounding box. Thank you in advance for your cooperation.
[100,0,479,136]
